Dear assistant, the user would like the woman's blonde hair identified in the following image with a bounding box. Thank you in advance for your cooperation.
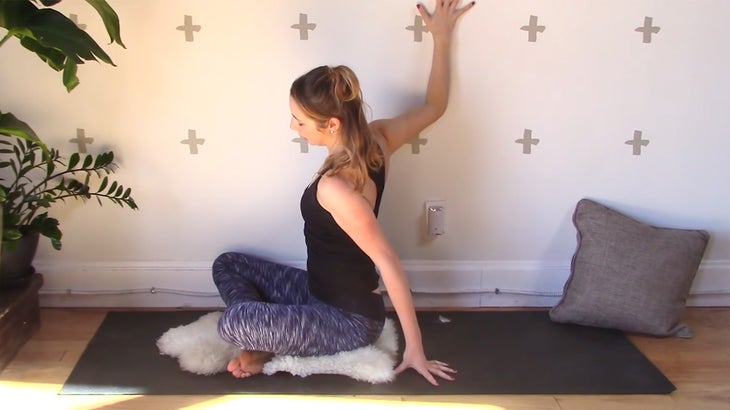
[290,65,383,192]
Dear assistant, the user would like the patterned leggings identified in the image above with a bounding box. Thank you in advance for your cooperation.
[212,252,385,356]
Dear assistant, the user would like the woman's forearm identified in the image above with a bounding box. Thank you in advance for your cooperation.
[379,260,424,352]
[425,30,454,117]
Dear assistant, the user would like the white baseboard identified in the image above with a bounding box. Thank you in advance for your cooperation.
[35,259,730,308]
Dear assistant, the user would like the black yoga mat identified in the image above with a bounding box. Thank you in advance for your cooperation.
[60,310,675,395]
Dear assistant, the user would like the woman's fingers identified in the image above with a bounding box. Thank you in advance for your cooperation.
[430,360,457,379]
[418,0,475,26]
[455,1,476,17]
[418,367,441,386]
[396,359,458,385]
[416,3,430,21]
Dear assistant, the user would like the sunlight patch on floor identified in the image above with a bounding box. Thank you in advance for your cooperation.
[179,394,506,409]
[1,381,506,409]
[0,381,138,410]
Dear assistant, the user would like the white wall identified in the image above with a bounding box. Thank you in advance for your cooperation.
[2,0,728,307]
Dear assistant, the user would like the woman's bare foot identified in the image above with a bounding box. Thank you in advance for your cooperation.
[227,350,274,378]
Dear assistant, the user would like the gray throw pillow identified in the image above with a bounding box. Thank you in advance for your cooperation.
[549,198,709,338]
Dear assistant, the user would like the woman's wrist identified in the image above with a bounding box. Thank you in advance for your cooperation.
[432,33,453,47]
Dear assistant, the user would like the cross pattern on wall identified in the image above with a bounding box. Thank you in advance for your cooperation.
[181,129,205,154]
[69,14,86,30]
[169,12,660,156]
[177,15,201,42]
[636,17,660,43]
[409,135,428,154]
[291,13,316,40]
[521,15,545,42]
[292,137,309,153]
[69,128,94,153]
[406,15,429,42]
[515,129,540,154]
[626,130,650,155]
[515,129,652,156]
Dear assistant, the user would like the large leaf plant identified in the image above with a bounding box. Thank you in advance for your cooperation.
[0,0,136,251]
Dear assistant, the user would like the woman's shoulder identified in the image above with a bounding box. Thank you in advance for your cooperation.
[318,172,356,199]
[319,168,379,212]
[317,172,363,213]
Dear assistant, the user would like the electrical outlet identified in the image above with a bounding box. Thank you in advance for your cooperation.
[425,200,446,236]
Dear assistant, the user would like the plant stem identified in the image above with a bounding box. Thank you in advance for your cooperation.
[0,32,14,48]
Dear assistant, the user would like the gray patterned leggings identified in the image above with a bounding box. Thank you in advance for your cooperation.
[212,252,385,356]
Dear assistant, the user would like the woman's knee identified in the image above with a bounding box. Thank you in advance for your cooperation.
[217,305,247,346]
[212,252,230,285]
[212,252,248,282]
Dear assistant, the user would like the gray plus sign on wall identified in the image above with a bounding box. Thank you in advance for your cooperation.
[69,14,86,30]
[635,16,660,43]
[625,130,649,155]
[69,128,93,153]
[521,15,545,42]
[292,137,309,153]
[409,135,428,154]
[406,15,429,42]
[292,13,316,40]
[181,129,204,154]
[177,15,201,42]
[516,129,540,154]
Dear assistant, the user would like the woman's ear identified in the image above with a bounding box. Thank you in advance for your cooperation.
[327,117,341,134]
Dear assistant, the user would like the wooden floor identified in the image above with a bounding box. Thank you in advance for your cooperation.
[0,307,728,410]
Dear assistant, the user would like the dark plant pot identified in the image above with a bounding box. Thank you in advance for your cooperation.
[0,233,40,289]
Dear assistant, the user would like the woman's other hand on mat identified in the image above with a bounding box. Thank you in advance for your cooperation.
[395,346,457,386]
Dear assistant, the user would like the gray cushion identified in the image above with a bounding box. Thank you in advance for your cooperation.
[549,198,709,338]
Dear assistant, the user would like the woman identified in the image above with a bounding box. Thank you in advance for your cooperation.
[213,1,474,386]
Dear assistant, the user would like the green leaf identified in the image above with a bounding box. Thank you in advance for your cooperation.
[37,193,53,207]
[62,58,80,92]
[106,180,117,195]
[45,155,55,176]
[98,175,108,191]
[67,152,80,169]
[0,0,37,29]
[23,8,115,65]
[84,0,125,48]
[82,153,93,168]
[3,228,23,242]
[32,213,63,250]
[0,111,47,149]
[95,151,113,167]
[39,1,63,6]
[19,35,66,70]
[66,179,81,191]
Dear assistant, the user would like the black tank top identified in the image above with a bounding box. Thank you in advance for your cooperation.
[300,165,386,321]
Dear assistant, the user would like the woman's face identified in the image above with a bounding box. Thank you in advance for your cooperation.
[289,97,331,147]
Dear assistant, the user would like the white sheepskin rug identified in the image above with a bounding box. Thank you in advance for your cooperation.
[156,311,399,384]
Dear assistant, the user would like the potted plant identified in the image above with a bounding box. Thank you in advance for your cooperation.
[1,0,131,286]
[0,0,132,371]
[1,137,138,285]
